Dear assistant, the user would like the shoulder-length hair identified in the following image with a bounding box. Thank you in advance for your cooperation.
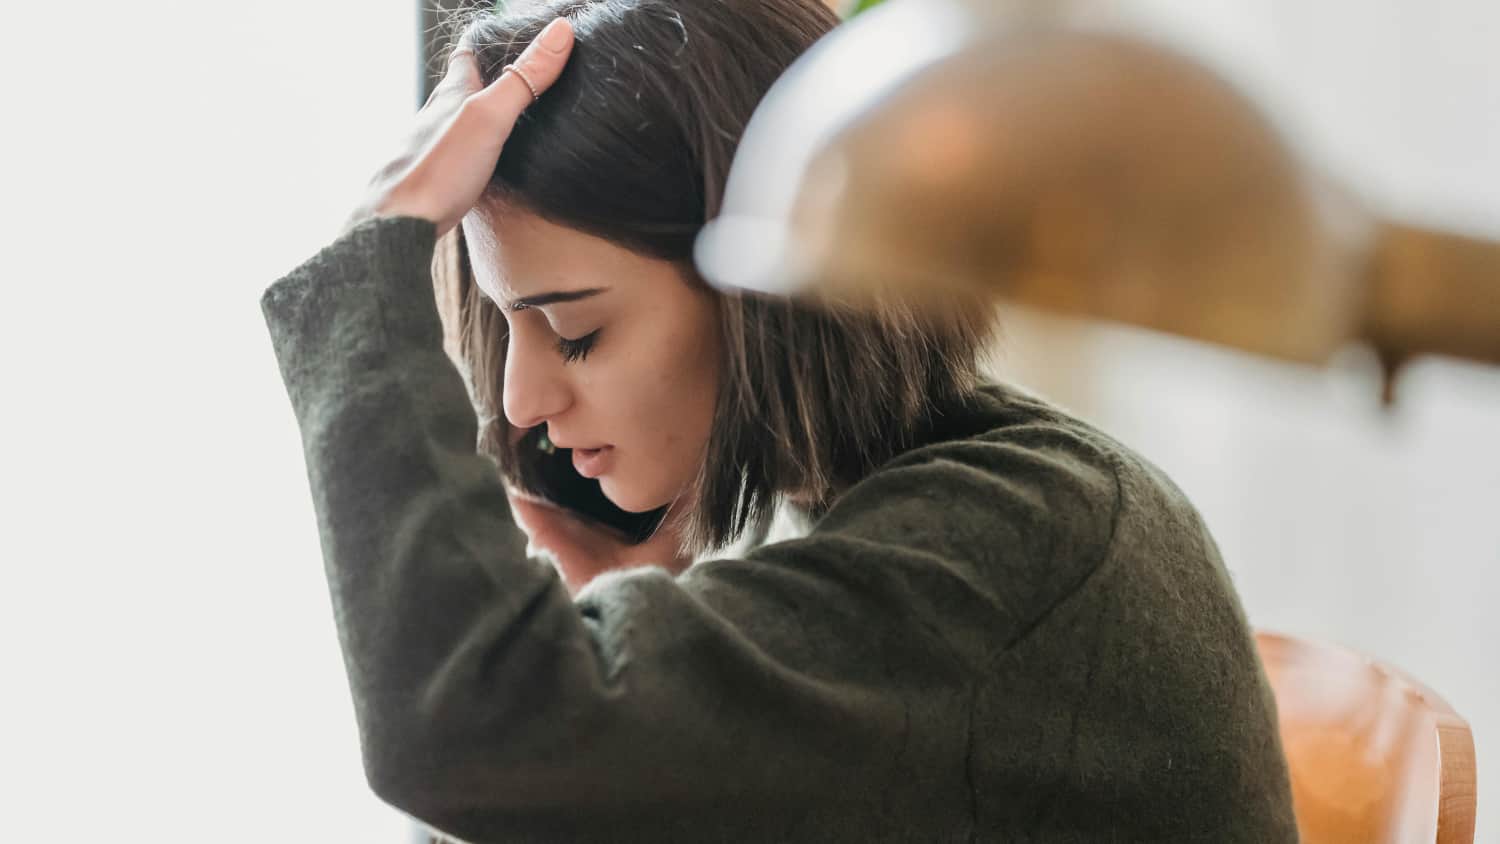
[433,0,999,556]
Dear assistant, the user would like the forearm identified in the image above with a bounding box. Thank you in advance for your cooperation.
[260,214,577,793]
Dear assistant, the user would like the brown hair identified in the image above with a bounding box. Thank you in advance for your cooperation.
[433,0,999,555]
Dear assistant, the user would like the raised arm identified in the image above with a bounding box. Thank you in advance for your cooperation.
[259,12,1125,839]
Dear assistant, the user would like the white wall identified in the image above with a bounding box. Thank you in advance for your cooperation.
[4,0,421,839]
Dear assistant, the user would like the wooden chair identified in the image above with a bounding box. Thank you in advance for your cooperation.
[1256,631,1477,843]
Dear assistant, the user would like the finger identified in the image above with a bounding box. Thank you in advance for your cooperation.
[419,45,476,109]
[477,16,575,118]
[441,44,481,93]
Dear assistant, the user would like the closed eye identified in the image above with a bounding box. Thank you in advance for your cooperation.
[556,328,600,363]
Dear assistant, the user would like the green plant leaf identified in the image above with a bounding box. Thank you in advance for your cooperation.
[846,0,889,18]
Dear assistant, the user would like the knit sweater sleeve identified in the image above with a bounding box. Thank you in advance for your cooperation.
[258,215,1119,843]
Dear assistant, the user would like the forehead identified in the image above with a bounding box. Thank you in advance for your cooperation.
[462,202,686,304]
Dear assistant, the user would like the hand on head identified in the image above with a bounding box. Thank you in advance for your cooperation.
[345,17,576,238]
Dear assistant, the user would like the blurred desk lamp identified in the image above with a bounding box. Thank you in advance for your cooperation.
[694,0,1500,401]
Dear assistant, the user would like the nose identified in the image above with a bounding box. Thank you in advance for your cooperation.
[501,329,573,430]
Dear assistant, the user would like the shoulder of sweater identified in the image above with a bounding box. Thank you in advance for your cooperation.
[863,379,1129,522]
[715,384,1134,665]
[771,382,1154,627]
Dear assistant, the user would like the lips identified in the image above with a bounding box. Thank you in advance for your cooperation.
[571,445,614,479]
[552,440,609,451]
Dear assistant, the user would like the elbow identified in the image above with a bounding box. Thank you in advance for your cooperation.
[362,740,450,824]
[364,758,418,817]
[362,736,511,835]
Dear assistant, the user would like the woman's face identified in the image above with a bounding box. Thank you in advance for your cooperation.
[462,202,722,514]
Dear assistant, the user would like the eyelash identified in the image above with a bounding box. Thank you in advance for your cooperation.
[556,329,601,363]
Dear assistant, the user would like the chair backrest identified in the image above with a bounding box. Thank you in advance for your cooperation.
[1255,631,1477,844]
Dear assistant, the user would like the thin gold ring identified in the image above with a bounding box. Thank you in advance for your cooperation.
[502,63,540,102]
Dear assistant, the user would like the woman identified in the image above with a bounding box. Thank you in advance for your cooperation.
[260,0,1298,841]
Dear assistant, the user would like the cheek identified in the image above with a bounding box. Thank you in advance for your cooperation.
[594,300,720,505]
[600,302,717,431]
[646,301,720,440]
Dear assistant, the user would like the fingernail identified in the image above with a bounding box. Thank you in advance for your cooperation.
[540,17,570,52]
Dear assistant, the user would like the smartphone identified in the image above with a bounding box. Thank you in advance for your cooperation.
[511,426,668,544]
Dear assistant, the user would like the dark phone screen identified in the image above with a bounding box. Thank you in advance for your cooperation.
[514,427,668,544]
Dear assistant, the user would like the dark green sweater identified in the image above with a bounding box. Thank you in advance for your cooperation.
[260,214,1298,843]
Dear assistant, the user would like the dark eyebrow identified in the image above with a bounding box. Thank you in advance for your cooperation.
[507,287,609,311]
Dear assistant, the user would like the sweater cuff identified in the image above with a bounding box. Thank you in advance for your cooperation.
[259,214,441,403]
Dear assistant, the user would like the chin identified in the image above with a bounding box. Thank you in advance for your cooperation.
[599,476,674,514]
